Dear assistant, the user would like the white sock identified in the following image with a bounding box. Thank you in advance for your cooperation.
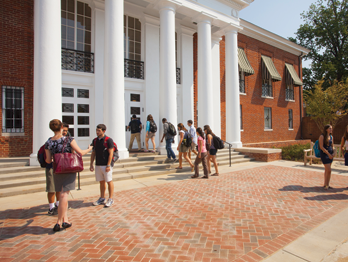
[55,201,59,207]
[49,203,55,210]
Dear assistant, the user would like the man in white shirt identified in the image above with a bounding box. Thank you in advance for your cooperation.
[187,120,198,160]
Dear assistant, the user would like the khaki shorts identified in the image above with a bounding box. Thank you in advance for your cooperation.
[147,132,155,139]
[191,142,197,151]
[95,165,113,182]
[45,168,56,193]
[179,144,189,153]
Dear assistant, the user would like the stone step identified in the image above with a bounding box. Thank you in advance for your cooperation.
[0,157,253,197]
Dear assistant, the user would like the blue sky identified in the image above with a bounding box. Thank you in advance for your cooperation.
[240,0,315,67]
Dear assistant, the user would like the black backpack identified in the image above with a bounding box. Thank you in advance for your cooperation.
[167,122,177,136]
[130,120,140,133]
[150,121,157,133]
[213,135,224,149]
[183,131,192,147]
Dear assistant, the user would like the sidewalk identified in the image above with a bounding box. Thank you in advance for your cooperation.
[0,160,348,261]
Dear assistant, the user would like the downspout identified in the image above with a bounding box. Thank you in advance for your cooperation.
[299,52,304,139]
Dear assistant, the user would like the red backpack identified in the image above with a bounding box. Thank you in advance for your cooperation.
[37,144,47,168]
[93,136,119,164]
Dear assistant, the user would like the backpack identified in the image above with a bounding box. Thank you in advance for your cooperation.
[37,144,47,168]
[313,140,320,157]
[182,131,192,147]
[150,121,157,133]
[130,120,140,133]
[167,122,177,136]
[93,136,119,165]
[213,135,225,149]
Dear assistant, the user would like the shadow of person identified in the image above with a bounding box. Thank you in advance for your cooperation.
[304,194,348,201]
[279,185,347,193]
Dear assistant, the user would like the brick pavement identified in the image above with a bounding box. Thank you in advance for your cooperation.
[1,165,348,262]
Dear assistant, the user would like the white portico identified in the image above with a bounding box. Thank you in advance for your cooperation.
[29,0,253,165]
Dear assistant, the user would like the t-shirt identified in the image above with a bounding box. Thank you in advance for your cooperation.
[92,136,115,166]
[197,136,207,153]
[146,121,150,132]
[163,122,174,140]
[45,136,74,155]
[128,119,142,134]
[189,125,197,145]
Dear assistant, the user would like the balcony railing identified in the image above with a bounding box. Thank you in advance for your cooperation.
[62,48,94,73]
[124,59,144,80]
[176,68,181,84]
[262,83,272,97]
[239,79,245,93]
[286,88,294,101]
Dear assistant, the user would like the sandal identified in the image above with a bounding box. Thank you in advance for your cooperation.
[175,167,182,169]
[191,175,199,178]
[211,173,219,176]
[202,176,209,179]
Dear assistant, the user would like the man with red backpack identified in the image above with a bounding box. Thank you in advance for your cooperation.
[90,124,118,208]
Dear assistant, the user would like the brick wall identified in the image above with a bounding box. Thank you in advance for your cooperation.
[0,0,34,157]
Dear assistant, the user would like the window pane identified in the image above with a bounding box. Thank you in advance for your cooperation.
[68,128,74,137]
[77,89,89,98]
[6,109,13,119]
[128,17,134,28]
[85,4,91,17]
[135,42,141,55]
[77,1,84,15]
[134,18,141,30]
[67,41,74,49]
[135,30,141,42]
[78,104,89,113]
[61,11,66,25]
[6,120,13,129]
[84,44,91,52]
[85,31,91,44]
[67,0,74,13]
[128,53,134,60]
[62,87,74,97]
[14,110,21,118]
[78,116,89,125]
[5,89,12,98]
[131,107,141,115]
[63,115,74,124]
[14,120,22,128]
[77,29,84,43]
[128,29,135,41]
[129,41,134,53]
[85,17,91,31]
[62,103,74,112]
[77,43,84,51]
[67,12,74,27]
[6,98,12,108]
[14,89,21,99]
[134,54,141,61]
[77,15,84,29]
[14,99,21,109]
[78,128,89,137]
[130,94,140,102]
[67,27,75,41]
[61,0,67,11]
[61,25,67,40]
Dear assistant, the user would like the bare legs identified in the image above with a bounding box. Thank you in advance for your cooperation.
[48,192,60,204]
[188,148,198,161]
[99,181,114,199]
[323,163,332,189]
[56,190,69,225]
[145,137,156,152]
[209,155,219,175]
[176,152,194,169]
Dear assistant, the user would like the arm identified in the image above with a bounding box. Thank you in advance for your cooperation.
[177,132,184,150]
[70,139,93,156]
[90,150,96,172]
[198,139,202,158]
[45,149,52,164]
[319,135,333,159]
[105,148,114,172]
[161,124,167,143]
[146,121,150,136]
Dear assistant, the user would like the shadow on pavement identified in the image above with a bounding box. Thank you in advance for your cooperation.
[292,164,347,174]
[304,194,348,201]
[279,185,348,193]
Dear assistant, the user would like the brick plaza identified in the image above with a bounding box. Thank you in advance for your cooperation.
[1,165,348,262]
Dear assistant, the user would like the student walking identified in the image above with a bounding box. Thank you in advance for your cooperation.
[160,118,177,162]
[45,119,92,232]
[176,123,194,171]
[191,127,209,179]
[187,120,198,160]
[319,124,334,190]
[145,114,156,153]
[45,161,60,215]
[127,115,142,151]
[204,125,219,176]
[90,124,116,207]
[340,124,348,166]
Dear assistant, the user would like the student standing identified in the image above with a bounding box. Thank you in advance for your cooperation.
[145,114,156,153]
[204,125,219,176]
[160,118,177,162]
[319,124,334,190]
[176,123,194,171]
[340,124,348,166]
[187,120,198,160]
[90,124,116,207]
[192,127,209,179]
[127,115,142,151]
[45,119,92,231]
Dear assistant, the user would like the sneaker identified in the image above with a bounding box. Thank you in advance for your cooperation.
[48,208,55,215]
[165,158,171,163]
[92,197,106,206]
[104,198,114,208]
[172,159,178,163]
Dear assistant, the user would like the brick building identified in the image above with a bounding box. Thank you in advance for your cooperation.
[0,0,309,162]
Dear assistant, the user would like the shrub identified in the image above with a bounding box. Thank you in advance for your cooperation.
[279,143,311,162]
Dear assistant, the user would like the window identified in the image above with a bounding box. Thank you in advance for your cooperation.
[239,71,245,93]
[286,84,294,101]
[2,86,24,133]
[61,0,91,52]
[240,105,243,130]
[261,57,273,97]
[288,109,293,129]
[124,15,141,61]
[264,107,272,129]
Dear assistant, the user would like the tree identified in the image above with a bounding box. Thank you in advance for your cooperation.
[289,0,348,90]
[304,80,348,131]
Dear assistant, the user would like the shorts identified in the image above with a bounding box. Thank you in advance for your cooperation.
[345,152,348,166]
[209,149,217,156]
[147,132,155,139]
[95,165,113,182]
[179,144,189,153]
[45,168,56,193]
[190,142,197,151]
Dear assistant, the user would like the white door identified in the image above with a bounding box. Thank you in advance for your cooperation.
[62,86,92,149]
[125,91,145,150]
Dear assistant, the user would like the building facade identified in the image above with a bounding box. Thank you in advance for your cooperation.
[0,0,309,164]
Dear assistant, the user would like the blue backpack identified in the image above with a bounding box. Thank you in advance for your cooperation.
[313,140,320,157]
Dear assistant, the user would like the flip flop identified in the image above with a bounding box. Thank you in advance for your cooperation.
[211,173,219,176]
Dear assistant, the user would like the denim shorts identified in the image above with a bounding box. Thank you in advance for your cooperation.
[209,149,217,156]
[345,152,348,166]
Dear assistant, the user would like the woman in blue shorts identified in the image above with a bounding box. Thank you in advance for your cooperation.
[340,124,348,167]
[319,124,334,190]
[204,125,219,176]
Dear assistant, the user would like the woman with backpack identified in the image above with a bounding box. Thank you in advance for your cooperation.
[340,124,348,166]
[319,124,334,190]
[204,125,219,176]
[145,114,156,153]
[176,123,194,171]
[45,119,93,232]
[192,127,209,179]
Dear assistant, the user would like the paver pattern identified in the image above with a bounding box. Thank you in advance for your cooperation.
[1,165,348,262]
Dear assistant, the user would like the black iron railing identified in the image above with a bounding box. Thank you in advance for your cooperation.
[124,59,144,79]
[262,83,272,97]
[239,79,245,93]
[286,88,294,100]
[176,68,181,84]
[62,48,94,73]
[222,140,233,167]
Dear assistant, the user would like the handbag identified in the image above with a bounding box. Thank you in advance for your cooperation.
[53,137,84,174]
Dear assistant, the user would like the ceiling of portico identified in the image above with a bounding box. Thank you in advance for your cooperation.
[124,0,150,8]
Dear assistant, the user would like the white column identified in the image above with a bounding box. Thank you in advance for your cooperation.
[104,0,128,159]
[158,3,178,155]
[30,0,62,166]
[212,36,221,137]
[144,15,160,150]
[225,29,242,147]
[197,18,214,128]
[181,26,195,124]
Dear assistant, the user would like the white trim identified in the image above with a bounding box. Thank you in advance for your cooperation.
[261,96,274,99]
[285,99,295,102]
[264,129,273,131]
[240,92,246,95]
[1,133,25,137]
[288,129,294,131]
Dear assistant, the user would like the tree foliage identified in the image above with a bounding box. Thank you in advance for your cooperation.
[290,0,348,89]
[304,80,348,131]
